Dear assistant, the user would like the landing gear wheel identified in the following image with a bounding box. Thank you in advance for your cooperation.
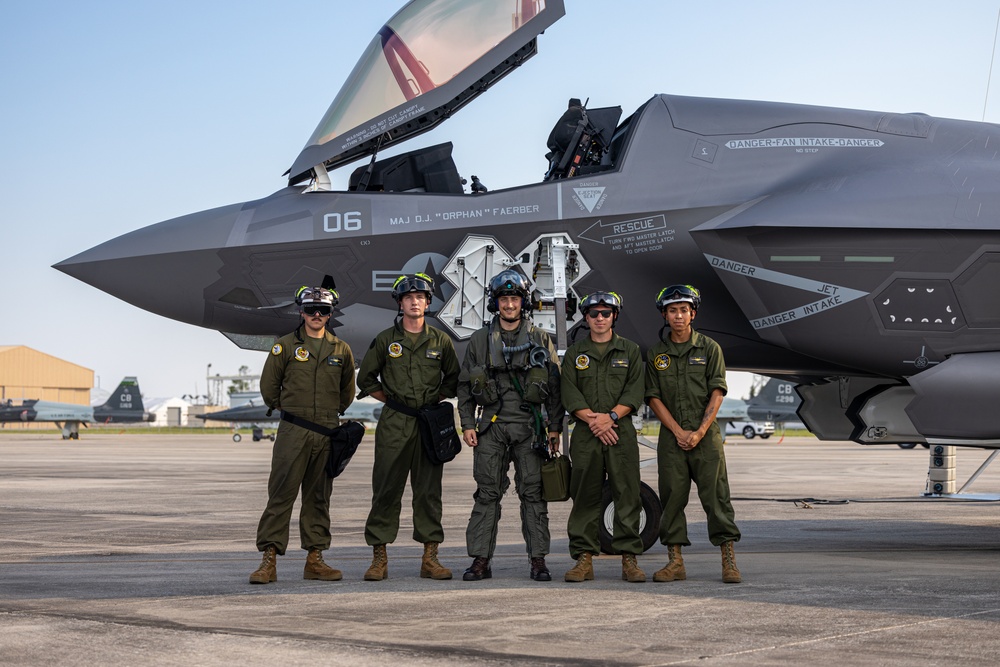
[897,442,917,449]
[599,481,662,554]
[233,433,242,443]
[742,426,755,439]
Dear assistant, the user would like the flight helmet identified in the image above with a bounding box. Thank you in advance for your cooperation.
[295,286,339,310]
[655,284,701,311]
[487,269,532,313]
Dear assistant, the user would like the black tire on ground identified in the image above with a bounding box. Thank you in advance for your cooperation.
[742,426,755,439]
[759,433,771,439]
[599,481,662,554]
[233,433,242,443]
[897,442,917,449]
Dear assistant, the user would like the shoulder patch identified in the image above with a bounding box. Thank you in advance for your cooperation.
[271,343,283,356]
[654,353,670,370]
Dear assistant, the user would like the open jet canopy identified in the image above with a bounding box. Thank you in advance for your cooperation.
[286,0,565,185]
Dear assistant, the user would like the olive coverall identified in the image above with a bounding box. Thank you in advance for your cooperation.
[645,330,740,547]
[257,328,355,555]
[357,323,460,546]
[560,333,645,557]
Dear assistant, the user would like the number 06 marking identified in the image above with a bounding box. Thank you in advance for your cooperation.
[324,211,362,232]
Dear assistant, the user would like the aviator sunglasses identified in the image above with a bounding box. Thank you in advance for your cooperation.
[586,309,614,319]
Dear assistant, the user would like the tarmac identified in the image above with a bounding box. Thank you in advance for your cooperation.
[2,430,1000,666]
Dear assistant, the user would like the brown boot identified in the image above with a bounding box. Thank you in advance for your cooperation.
[621,553,646,583]
[653,544,686,582]
[303,548,342,581]
[529,557,551,582]
[564,553,594,582]
[420,542,452,580]
[721,541,742,584]
[364,544,388,581]
[249,545,277,584]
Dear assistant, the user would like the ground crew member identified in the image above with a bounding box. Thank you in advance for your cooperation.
[644,284,741,584]
[560,291,646,583]
[249,286,355,584]
[357,273,460,581]
[457,270,564,582]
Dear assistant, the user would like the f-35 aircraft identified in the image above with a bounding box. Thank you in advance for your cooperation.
[56,0,1000,451]
[0,377,154,439]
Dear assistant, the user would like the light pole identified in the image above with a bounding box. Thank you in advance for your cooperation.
[206,363,213,405]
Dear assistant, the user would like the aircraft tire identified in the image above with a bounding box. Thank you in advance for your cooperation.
[233,433,242,443]
[598,481,662,554]
[742,426,756,439]
[897,443,917,449]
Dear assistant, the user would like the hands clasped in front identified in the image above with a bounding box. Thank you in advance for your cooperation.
[584,411,619,446]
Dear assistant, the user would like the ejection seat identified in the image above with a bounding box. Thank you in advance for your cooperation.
[543,98,623,181]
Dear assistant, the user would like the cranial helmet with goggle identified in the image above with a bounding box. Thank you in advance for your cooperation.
[579,291,623,324]
[655,284,701,311]
[391,273,434,304]
[487,269,533,314]
[295,286,339,315]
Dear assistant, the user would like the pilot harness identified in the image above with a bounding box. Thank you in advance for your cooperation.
[470,319,552,456]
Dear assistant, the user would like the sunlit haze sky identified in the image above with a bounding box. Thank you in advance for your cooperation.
[3,1,1000,401]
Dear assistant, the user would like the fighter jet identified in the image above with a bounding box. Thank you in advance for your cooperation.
[0,377,154,439]
[198,397,382,428]
[55,0,1000,451]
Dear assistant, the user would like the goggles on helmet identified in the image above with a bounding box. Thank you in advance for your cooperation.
[487,269,532,313]
[655,284,701,311]
[579,291,623,314]
[295,286,339,308]
[391,272,434,303]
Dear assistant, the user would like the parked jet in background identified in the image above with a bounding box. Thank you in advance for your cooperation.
[198,397,382,442]
[747,378,803,425]
[0,377,153,439]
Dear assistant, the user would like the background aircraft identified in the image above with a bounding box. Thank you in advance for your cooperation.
[55,0,1000,452]
[198,398,382,441]
[746,378,802,425]
[0,377,154,439]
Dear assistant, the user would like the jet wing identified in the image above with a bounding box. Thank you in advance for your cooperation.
[287,0,565,184]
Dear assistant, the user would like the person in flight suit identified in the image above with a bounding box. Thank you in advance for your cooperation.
[644,284,741,584]
[560,291,647,583]
[249,286,355,584]
[457,270,564,582]
[357,273,460,581]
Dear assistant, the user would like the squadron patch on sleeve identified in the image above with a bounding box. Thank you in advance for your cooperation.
[271,343,283,356]
[294,346,310,362]
[654,353,671,371]
[575,354,590,370]
[388,342,403,358]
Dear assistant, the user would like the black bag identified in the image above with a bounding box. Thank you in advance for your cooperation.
[416,401,462,465]
[327,421,366,478]
[541,452,572,502]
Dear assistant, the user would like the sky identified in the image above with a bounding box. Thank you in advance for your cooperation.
[3,0,1000,402]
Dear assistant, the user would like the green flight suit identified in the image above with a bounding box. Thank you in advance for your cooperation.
[560,333,645,557]
[256,327,355,555]
[357,322,460,546]
[456,319,564,559]
[645,330,740,547]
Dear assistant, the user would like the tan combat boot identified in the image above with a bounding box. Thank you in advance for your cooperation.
[621,553,646,583]
[721,541,742,584]
[653,544,686,582]
[303,548,343,581]
[364,544,388,581]
[249,545,277,584]
[420,542,453,580]
[564,553,594,582]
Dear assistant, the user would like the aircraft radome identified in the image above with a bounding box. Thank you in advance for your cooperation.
[56,0,1000,452]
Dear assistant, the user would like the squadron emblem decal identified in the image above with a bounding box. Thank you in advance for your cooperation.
[294,346,310,362]
[388,342,403,358]
[575,354,590,370]
[271,343,283,356]
[654,354,670,370]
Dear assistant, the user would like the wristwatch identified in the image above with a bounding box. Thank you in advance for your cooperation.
[609,410,619,423]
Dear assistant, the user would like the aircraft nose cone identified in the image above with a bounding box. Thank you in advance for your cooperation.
[54,203,245,328]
